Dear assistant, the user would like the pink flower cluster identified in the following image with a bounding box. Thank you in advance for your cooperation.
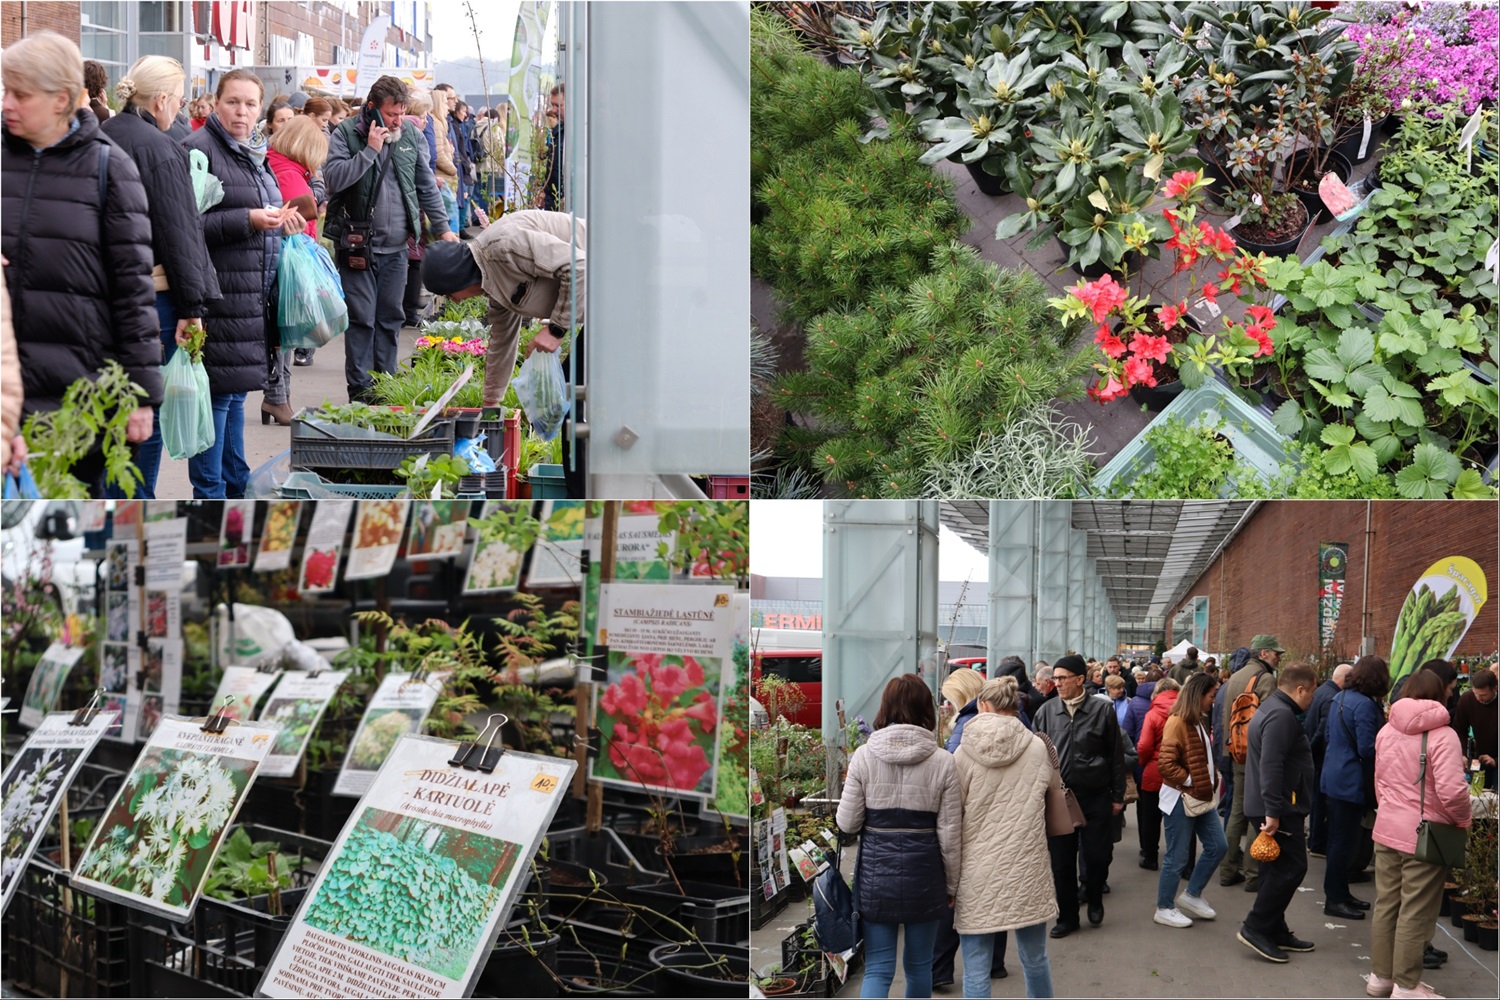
[414,335,487,356]
[1355,9,1500,114]
[600,652,718,790]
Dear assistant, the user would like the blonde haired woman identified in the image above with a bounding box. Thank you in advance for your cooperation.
[954,677,1057,998]
[99,54,221,495]
[1,32,160,494]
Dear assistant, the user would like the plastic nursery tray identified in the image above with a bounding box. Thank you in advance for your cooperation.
[289,406,456,472]
[6,855,135,998]
[277,470,485,502]
[1091,379,1294,496]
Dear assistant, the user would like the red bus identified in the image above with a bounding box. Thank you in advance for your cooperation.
[751,649,823,728]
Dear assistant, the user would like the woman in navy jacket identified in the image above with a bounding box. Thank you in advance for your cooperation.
[1321,655,1389,919]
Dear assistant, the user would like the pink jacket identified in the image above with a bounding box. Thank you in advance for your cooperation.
[1372,698,1472,856]
[266,150,319,238]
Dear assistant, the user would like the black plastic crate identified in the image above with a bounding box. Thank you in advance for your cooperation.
[5,856,134,998]
[625,878,751,946]
[545,826,659,886]
[289,407,456,472]
[241,778,304,835]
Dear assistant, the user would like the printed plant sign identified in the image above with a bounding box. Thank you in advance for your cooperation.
[19,644,84,729]
[255,671,348,779]
[218,501,255,568]
[1,711,117,912]
[587,501,676,580]
[405,500,472,561]
[258,736,576,999]
[299,500,354,594]
[254,501,303,573]
[332,672,448,797]
[525,500,587,587]
[146,591,180,639]
[105,541,131,591]
[462,501,525,594]
[710,593,751,820]
[100,644,131,693]
[1388,557,1489,684]
[102,695,131,740]
[105,592,131,642]
[144,517,187,590]
[209,666,285,724]
[345,501,409,580]
[72,715,276,921]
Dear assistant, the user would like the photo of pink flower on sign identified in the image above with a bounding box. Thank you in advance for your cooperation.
[593,651,722,795]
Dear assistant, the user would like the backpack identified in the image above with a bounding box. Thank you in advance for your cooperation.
[812,842,860,954]
[1226,668,1267,764]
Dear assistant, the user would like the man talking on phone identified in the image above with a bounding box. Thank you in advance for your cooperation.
[324,75,456,403]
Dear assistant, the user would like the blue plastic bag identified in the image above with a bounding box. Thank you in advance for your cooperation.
[278,233,349,349]
[161,349,215,460]
[3,463,41,499]
[455,434,497,473]
[511,350,571,442]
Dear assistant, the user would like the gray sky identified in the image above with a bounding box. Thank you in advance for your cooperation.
[428,0,523,63]
[750,501,989,582]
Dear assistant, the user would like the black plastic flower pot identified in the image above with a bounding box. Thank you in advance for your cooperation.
[479,919,563,998]
[553,947,657,996]
[1283,148,1352,224]
[1451,894,1470,927]
[1231,200,1312,259]
[1463,913,1484,943]
[1332,114,1390,165]
[648,942,750,998]
[1479,922,1499,951]
[658,834,748,883]
[964,159,1006,196]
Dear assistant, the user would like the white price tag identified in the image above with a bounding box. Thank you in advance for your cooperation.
[1357,113,1373,161]
[1486,237,1499,282]
[1196,295,1222,318]
[1224,214,1243,232]
[1460,108,1484,173]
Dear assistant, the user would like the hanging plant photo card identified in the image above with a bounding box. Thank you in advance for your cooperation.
[218,500,255,568]
[345,501,409,581]
[72,715,277,921]
[1,710,117,913]
[462,501,526,595]
[19,643,85,729]
[590,583,736,797]
[255,501,303,573]
[525,500,587,587]
[705,592,751,821]
[332,672,449,798]
[299,500,354,595]
[209,667,285,724]
[255,671,349,779]
[257,735,576,1000]
[405,500,473,562]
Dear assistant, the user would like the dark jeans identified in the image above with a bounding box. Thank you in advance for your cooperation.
[1137,788,1161,862]
[1243,815,1308,940]
[932,904,1006,984]
[402,251,426,326]
[1218,756,1234,823]
[340,249,409,400]
[1324,797,1365,903]
[187,393,248,498]
[110,292,177,500]
[1048,790,1115,925]
[1308,756,1329,854]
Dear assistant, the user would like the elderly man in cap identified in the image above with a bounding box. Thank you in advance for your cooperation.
[1218,634,1284,892]
[1032,654,1126,937]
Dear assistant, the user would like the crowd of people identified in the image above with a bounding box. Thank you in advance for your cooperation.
[834,641,1495,999]
[2,32,583,500]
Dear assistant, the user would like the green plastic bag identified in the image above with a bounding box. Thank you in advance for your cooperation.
[161,349,214,460]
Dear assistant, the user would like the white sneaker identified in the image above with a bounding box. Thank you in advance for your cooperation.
[1365,974,1395,998]
[1390,984,1444,999]
[1154,907,1193,928]
[1177,892,1217,920]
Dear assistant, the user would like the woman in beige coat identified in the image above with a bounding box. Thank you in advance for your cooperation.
[954,677,1058,999]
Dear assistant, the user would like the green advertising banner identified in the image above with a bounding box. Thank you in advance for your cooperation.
[1388,557,1489,684]
[1318,543,1349,650]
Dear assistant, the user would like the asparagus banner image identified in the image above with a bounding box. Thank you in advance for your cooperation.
[1388,557,1489,684]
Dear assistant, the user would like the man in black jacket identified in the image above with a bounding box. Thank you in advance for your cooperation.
[1305,662,1351,856]
[1238,662,1319,963]
[1033,655,1126,937]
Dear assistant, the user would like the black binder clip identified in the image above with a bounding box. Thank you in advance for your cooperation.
[256,662,279,674]
[448,713,508,772]
[133,564,146,588]
[70,689,104,726]
[573,731,600,763]
[202,696,235,734]
[407,660,435,686]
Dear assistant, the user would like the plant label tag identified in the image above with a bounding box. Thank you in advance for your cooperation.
[1460,108,1483,173]
[1486,238,1498,281]
[1224,213,1243,232]
[410,365,474,439]
[1197,296,1222,318]
[1358,113,1374,161]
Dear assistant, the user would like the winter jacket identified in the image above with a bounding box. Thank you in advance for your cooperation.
[266,150,319,238]
[544,122,564,210]
[836,724,962,925]
[1,280,18,465]
[946,699,979,754]
[1,110,164,412]
[450,113,474,178]
[1245,689,1314,820]
[1129,681,1155,734]
[1033,695,1126,802]
[952,713,1059,934]
[184,115,284,395]
[100,105,221,318]
[1135,689,1179,793]
[1112,695,1142,750]
[992,658,1039,711]
[1168,660,1198,687]
[324,116,449,253]
[1321,689,1382,805]
[432,110,458,191]
[1373,698,1472,856]
[1305,678,1340,760]
[1450,688,1497,763]
[1159,714,1217,804]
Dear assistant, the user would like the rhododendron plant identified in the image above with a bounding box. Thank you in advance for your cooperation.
[598,652,721,792]
[1048,170,1277,402]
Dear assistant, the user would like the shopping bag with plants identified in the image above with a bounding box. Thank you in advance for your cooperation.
[511,349,571,442]
[161,323,215,460]
[278,232,349,349]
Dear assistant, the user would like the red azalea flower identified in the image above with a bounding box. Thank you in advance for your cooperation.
[1123,356,1158,387]
[1162,169,1201,199]
[1129,332,1172,364]
[1094,374,1126,402]
[1070,274,1128,323]
[1098,332,1128,359]
[1156,302,1183,330]
[1244,304,1277,331]
[1246,325,1275,357]
[1200,282,1219,304]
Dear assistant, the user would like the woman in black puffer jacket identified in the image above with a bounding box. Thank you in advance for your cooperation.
[101,54,221,498]
[182,68,304,498]
[1,31,161,495]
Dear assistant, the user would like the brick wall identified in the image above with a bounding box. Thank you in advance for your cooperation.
[258,1,425,66]
[1167,501,1497,664]
[2,2,81,47]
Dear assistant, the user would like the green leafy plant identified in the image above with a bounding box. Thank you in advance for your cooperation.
[201,827,302,909]
[1102,416,1267,499]
[310,401,421,436]
[397,453,472,499]
[20,361,147,499]
[656,500,748,581]
[490,592,580,755]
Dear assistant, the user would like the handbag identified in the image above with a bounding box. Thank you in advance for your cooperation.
[1338,696,1377,808]
[1412,731,1468,867]
[1037,732,1087,835]
[1182,724,1219,816]
[812,840,860,953]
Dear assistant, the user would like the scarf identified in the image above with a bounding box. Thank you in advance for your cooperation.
[1063,692,1087,717]
[238,128,268,168]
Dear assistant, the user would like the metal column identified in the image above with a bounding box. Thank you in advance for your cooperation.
[1082,559,1098,657]
[823,501,940,797]
[1067,529,1087,656]
[1038,502,1071,664]
[987,502,1039,672]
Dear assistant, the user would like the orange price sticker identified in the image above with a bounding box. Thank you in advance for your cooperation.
[531,773,560,794]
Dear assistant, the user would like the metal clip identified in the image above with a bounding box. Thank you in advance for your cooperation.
[70,688,104,726]
[448,714,508,772]
[202,695,235,734]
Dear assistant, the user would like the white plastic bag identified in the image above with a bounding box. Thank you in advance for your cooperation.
[214,603,296,668]
[512,349,571,442]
